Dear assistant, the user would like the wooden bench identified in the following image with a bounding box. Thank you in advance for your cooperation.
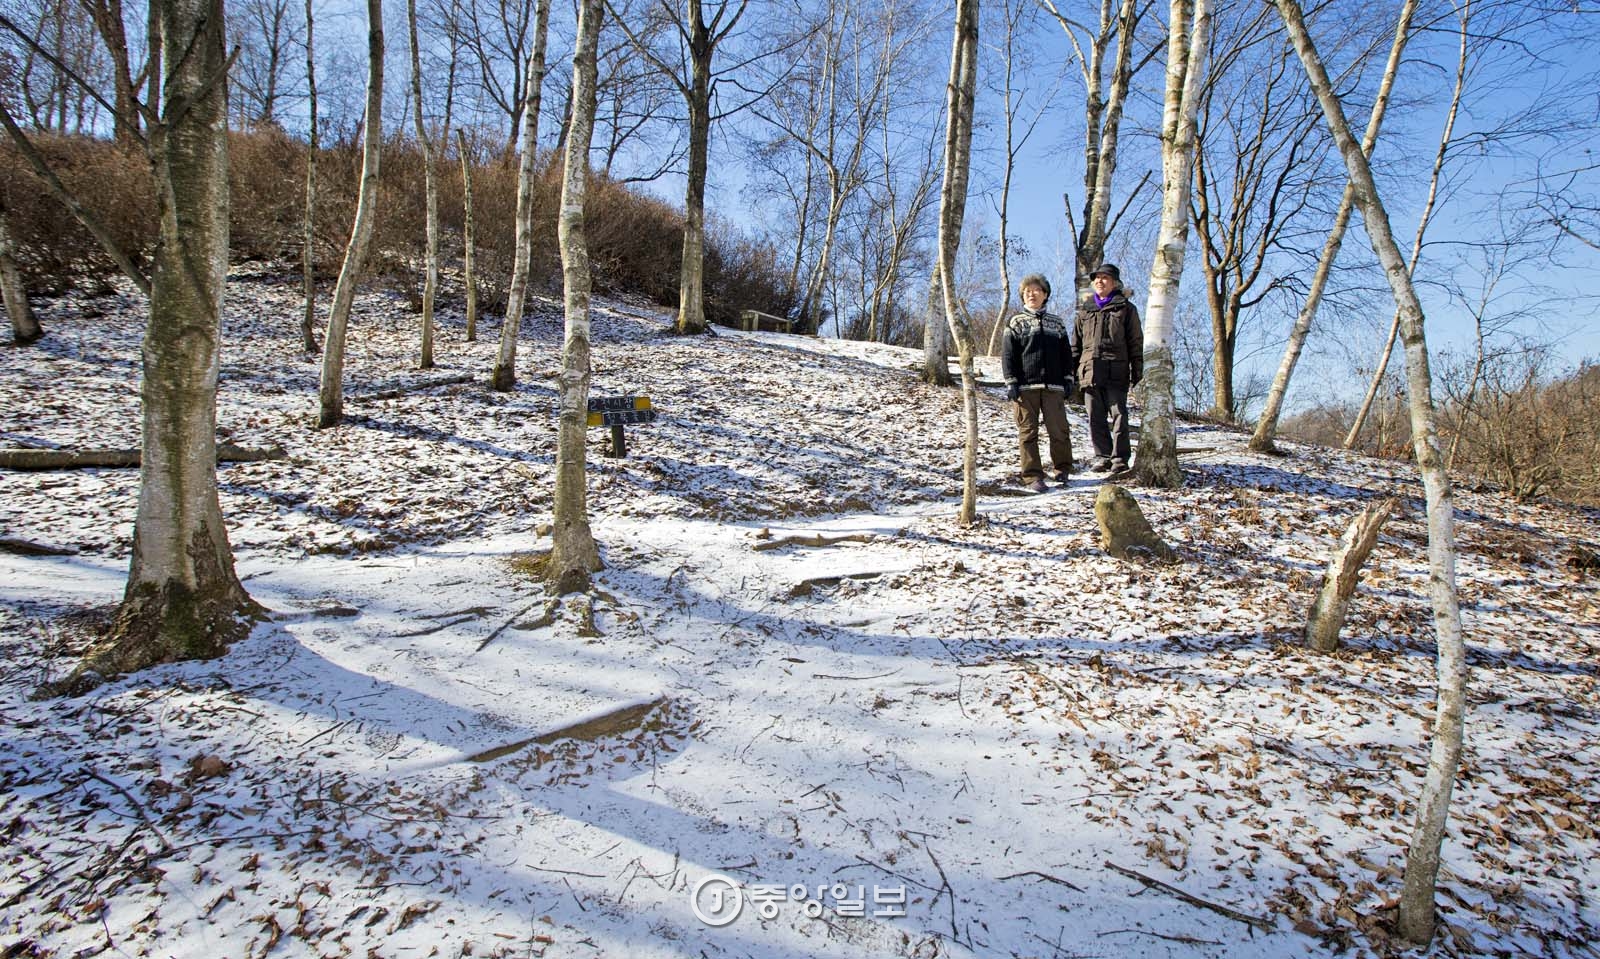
[740,309,794,334]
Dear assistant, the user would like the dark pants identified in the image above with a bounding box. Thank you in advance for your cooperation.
[1014,388,1073,480]
[1085,383,1130,465]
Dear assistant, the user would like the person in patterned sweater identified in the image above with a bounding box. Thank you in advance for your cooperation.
[1001,274,1077,492]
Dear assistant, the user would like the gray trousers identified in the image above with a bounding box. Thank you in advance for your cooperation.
[1084,383,1130,464]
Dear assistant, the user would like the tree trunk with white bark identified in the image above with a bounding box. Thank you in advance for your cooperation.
[74,0,262,683]
[1131,0,1211,490]
[490,0,552,390]
[408,0,439,370]
[0,205,40,345]
[1250,0,1413,452]
[300,0,320,353]
[546,0,605,592]
[1274,0,1465,943]
[457,129,479,342]
[318,0,384,428]
[935,0,980,524]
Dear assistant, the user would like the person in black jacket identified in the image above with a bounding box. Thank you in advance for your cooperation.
[1001,274,1076,492]
[1074,263,1142,475]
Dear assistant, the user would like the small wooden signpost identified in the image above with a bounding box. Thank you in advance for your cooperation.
[586,395,656,458]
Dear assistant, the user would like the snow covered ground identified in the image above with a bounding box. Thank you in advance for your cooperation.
[2,266,1597,958]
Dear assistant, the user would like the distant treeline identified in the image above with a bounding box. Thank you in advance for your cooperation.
[0,127,796,327]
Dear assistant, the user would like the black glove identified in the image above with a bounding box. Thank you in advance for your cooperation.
[1006,384,1021,402]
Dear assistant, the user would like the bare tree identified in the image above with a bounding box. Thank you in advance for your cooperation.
[300,0,320,353]
[608,0,759,334]
[457,128,480,341]
[983,0,1050,356]
[1344,0,1471,449]
[489,0,552,391]
[1130,0,1211,489]
[594,19,686,182]
[1041,0,1156,300]
[935,0,980,524]
[1275,0,1465,942]
[451,0,541,146]
[72,0,262,682]
[546,0,606,591]
[77,0,140,144]
[230,0,301,126]
[317,0,384,429]
[409,0,440,369]
[1249,0,1416,452]
[1189,9,1328,422]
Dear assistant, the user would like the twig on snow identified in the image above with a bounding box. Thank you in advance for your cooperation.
[1103,860,1274,931]
[999,870,1084,892]
[475,598,554,653]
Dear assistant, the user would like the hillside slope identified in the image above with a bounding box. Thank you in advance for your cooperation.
[2,268,1597,958]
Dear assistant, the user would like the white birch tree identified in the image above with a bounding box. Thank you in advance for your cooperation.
[317,0,384,428]
[1274,0,1465,942]
[409,0,440,369]
[0,204,41,344]
[1130,0,1210,489]
[75,0,262,680]
[490,0,553,391]
[546,0,606,591]
[935,0,980,524]
[1249,0,1415,452]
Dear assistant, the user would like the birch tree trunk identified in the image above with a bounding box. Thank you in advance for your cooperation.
[300,0,320,353]
[921,266,952,386]
[457,129,479,342]
[490,0,551,390]
[547,0,605,592]
[1344,0,1470,450]
[317,0,384,428]
[408,0,439,369]
[79,0,261,681]
[1274,0,1465,943]
[935,0,980,525]
[1249,0,1413,452]
[1131,0,1211,490]
[1042,0,1141,300]
[0,205,41,345]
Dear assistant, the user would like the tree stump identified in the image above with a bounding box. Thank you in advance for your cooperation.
[1094,483,1174,561]
[1304,496,1398,653]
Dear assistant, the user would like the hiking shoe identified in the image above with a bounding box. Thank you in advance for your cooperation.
[1089,457,1113,472]
[1107,460,1131,477]
[1026,478,1049,493]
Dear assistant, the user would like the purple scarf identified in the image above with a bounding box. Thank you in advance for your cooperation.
[1093,292,1116,309]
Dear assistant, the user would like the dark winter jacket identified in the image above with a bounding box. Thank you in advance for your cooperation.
[1002,308,1076,391]
[1074,291,1142,389]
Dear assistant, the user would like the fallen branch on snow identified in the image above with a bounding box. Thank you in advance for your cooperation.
[1103,860,1274,931]
[753,532,876,552]
[0,442,286,471]
[349,373,474,402]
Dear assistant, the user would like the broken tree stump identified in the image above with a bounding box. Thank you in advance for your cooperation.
[1094,483,1174,561]
[1304,496,1398,653]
